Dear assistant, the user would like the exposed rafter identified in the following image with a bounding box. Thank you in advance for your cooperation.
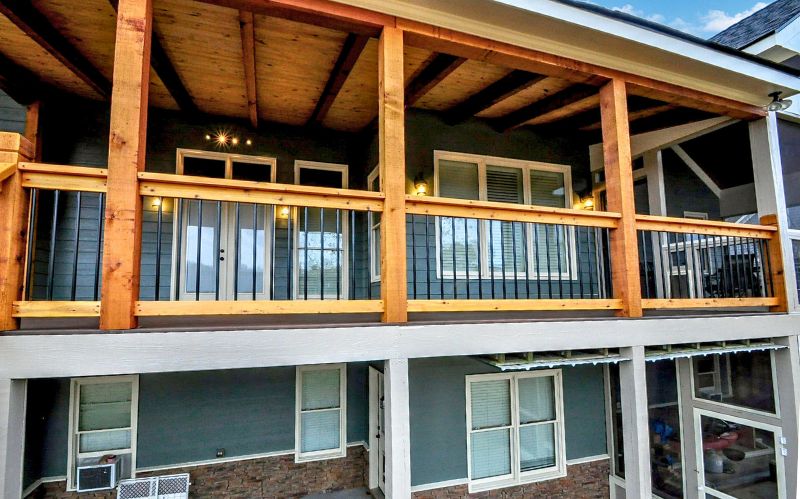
[404,53,466,108]
[542,97,674,132]
[0,52,43,105]
[239,10,258,127]
[444,71,546,124]
[493,84,598,132]
[108,0,197,113]
[629,108,716,135]
[307,33,370,127]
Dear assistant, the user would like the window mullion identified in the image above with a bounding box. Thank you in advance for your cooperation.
[512,374,521,482]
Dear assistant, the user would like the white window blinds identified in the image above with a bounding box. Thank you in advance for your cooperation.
[439,160,481,275]
[531,170,568,276]
[297,366,345,459]
[78,382,133,453]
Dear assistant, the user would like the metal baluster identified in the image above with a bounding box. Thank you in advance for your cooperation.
[639,231,650,299]
[234,202,240,301]
[534,224,541,298]
[155,195,163,301]
[604,229,613,298]
[252,204,258,300]
[359,211,366,300]
[684,232,696,298]
[25,189,38,300]
[439,216,445,299]
[451,218,457,299]
[336,209,341,300]
[696,232,706,299]
[523,222,531,299]
[565,226,574,299]
[544,224,552,299]
[764,239,775,297]
[678,233,689,298]
[411,214,418,300]
[70,192,82,301]
[742,237,754,297]
[174,198,182,301]
[320,208,325,300]
[46,190,60,301]
[657,232,668,299]
[500,221,507,299]
[270,206,276,301]
[489,220,495,299]
[195,200,202,301]
[476,219,483,299]
[425,215,431,300]
[215,201,222,301]
[511,222,519,299]
[585,227,594,299]
[464,218,471,299]
[576,226,584,299]
[304,206,309,300]
[288,207,293,300]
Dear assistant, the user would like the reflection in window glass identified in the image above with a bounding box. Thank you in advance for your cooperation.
[700,415,778,499]
[692,351,775,414]
[793,240,800,298]
[647,360,683,499]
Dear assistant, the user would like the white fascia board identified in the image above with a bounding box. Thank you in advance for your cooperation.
[744,16,800,60]
[335,0,800,103]
[2,315,800,379]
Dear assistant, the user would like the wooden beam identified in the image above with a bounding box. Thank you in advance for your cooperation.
[108,0,197,113]
[23,101,41,161]
[629,107,717,135]
[0,133,32,330]
[12,301,101,318]
[19,163,108,192]
[404,53,466,108]
[641,297,779,309]
[445,70,546,124]
[635,214,775,239]
[0,0,110,98]
[307,33,370,126]
[600,78,642,318]
[408,299,623,313]
[239,10,258,127]
[493,85,598,131]
[136,299,383,316]
[100,0,152,331]
[379,26,408,323]
[0,163,15,184]
[196,0,387,37]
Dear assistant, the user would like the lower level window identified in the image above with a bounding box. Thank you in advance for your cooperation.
[466,370,565,492]
[68,376,138,491]
[296,364,347,462]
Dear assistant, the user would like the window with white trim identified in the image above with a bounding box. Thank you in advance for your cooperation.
[367,166,381,283]
[67,376,139,490]
[434,151,575,279]
[296,364,347,462]
[466,370,565,492]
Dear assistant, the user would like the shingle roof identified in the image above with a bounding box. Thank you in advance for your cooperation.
[710,0,800,49]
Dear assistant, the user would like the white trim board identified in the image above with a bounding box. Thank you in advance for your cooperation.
[21,476,66,499]
[3,319,800,379]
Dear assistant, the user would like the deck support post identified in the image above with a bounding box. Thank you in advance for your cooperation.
[750,115,796,312]
[378,26,408,323]
[774,336,800,499]
[384,358,411,498]
[643,150,667,298]
[600,79,643,317]
[100,0,153,330]
[619,346,652,498]
[0,133,32,331]
[0,379,27,499]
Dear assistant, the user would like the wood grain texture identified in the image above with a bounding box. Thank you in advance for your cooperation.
[404,52,466,108]
[600,79,642,318]
[308,33,370,126]
[239,9,258,127]
[761,214,788,313]
[100,0,152,330]
[379,27,408,323]
[408,299,623,312]
[635,214,775,239]
[12,300,100,317]
[135,299,383,316]
[641,298,779,309]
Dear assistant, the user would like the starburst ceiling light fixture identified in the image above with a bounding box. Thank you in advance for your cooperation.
[767,91,792,112]
[206,130,253,148]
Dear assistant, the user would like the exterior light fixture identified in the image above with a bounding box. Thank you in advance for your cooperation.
[413,171,428,196]
[278,206,291,219]
[215,132,229,147]
[246,139,252,146]
[151,197,162,208]
[767,91,792,112]
[231,137,239,146]
[204,134,211,141]
[582,197,594,210]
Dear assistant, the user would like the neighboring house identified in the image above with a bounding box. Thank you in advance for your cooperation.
[0,1,799,499]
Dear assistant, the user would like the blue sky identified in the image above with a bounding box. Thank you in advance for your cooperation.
[586,0,774,37]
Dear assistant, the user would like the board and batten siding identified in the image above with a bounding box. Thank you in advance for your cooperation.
[22,364,370,489]
[408,357,608,487]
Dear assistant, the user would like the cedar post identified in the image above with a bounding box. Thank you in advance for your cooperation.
[760,214,788,312]
[100,0,152,330]
[24,101,42,161]
[599,79,642,317]
[378,27,408,323]
[0,133,33,331]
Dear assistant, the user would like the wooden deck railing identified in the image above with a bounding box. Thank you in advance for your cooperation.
[0,155,790,328]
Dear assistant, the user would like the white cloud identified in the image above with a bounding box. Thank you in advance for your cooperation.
[609,2,770,36]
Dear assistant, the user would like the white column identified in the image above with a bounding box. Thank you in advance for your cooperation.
[750,114,799,312]
[644,150,668,298]
[384,359,411,498]
[676,358,700,497]
[774,336,800,499]
[0,379,26,499]
[619,346,652,498]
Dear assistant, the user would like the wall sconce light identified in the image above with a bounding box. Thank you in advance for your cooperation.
[246,139,253,146]
[151,197,162,208]
[413,171,428,196]
[580,197,595,210]
[277,206,291,219]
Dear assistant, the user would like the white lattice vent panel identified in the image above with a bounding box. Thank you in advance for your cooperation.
[118,473,190,499]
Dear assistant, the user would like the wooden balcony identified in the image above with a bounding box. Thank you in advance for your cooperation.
[0,155,788,330]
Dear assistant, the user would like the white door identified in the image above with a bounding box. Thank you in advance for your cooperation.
[174,150,276,300]
[368,366,386,493]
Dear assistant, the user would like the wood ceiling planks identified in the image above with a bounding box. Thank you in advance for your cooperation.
[322,37,377,132]
[413,59,509,111]
[476,76,574,119]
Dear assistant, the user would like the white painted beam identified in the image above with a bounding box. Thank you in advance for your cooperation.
[0,379,26,499]
[618,346,652,498]
[750,115,800,312]
[384,359,411,498]
[2,315,800,379]
[643,150,667,298]
[774,336,800,499]
[670,145,721,197]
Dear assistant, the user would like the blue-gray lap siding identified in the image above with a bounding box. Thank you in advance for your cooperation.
[408,357,608,487]
[0,89,27,133]
[22,364,370,489]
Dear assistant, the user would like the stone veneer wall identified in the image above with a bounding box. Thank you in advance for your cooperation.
[412,459,610,499]
[26,446,367,499]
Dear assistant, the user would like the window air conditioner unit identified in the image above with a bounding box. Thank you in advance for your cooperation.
[76,461,121,492]
[118,473,191,499]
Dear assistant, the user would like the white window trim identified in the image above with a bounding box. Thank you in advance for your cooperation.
[171,149,278,301]
[367,165,381,283]
[292,161,350,299]
[465,369,566,493]
[694,407,786,499]
[683,211,709,220]
[688,350,781,419]
[66,375,139,492]
[433,151,577,281]
[295,363,348,463]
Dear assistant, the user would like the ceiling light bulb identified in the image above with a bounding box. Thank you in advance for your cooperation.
[232,137,239,145]
[204,134,211,141]
[216,133,228,146]
[246,139,252,146]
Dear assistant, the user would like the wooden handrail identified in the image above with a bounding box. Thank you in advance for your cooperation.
[405,195,621,228]
[636,214,776,239]
[138,172,385,212]
[0,162,16,184]
[18,162,108,193]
